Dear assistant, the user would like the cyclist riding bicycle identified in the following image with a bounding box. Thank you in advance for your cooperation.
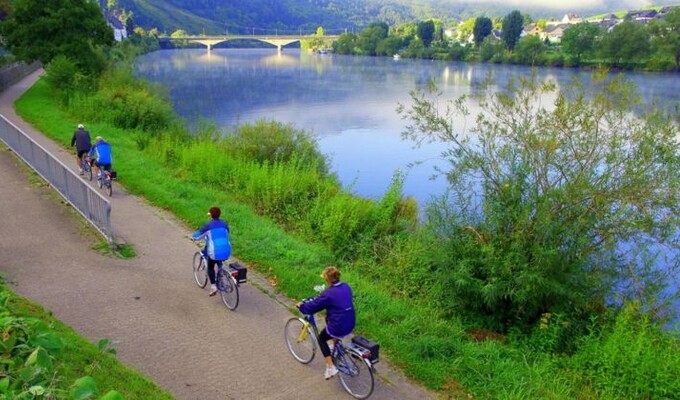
[88,136,113,181]
[192,206,232,296]
[297,266,356,380]
[70,124,91,175]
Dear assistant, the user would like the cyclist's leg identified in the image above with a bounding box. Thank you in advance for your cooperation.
[76,150,82,171]
[318,327,338,378]
[207,257,218,295]
[92,159,100,178]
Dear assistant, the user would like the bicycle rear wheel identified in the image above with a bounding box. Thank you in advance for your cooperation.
[335,348,375,399]
[193,252,208,288]
[218,270,239,310]
[82,158,92,181]
[284,317,316,364]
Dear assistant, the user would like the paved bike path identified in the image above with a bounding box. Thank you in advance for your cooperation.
[0,70,436,400]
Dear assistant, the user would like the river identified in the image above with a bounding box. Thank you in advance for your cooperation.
[133,48,680,208]
[134,48,680,314]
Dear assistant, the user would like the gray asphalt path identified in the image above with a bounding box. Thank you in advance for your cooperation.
[0,70,436,400]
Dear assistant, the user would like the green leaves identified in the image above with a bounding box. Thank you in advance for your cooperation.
[401,71,680,329]
[0,285,127,399]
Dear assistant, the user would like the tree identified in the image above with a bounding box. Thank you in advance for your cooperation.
[357,22,389,56]
[473,17,493,47]
[514,35,545,65]
[560,22,601,64]
[649,7,680,69]
[0,0,113,73]
[376,36,403,57]
[398,73,680,328]
[417,20,435,47]
[479,35,505,62]
[599,22,651,67]
[502,10,524,50]
[332,32,358,55]
[456,17,476,44]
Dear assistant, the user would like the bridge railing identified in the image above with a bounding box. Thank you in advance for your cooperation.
[0,114,113,243]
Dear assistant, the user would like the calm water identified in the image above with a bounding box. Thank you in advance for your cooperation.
[134,48,680,206]
[135,49,679,313]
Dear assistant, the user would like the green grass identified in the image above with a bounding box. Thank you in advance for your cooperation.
[13,75,680,399]
[2,283,172,399]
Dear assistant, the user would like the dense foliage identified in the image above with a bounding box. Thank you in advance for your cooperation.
[501,10,524,50]
[473,16,492,46]
[329,7,680,71]
[0,284,139,399]
[0,0,113,74]
[17,36,680,396]
[399,73,680,329]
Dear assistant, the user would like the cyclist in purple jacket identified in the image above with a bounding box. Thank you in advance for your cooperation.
[297,266,356,380]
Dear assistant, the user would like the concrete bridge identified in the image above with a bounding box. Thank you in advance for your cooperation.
[162,34,340,52]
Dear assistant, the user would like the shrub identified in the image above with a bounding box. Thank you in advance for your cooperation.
[399,73,680,330]
[224,119,330,176]
[572,303,680,399]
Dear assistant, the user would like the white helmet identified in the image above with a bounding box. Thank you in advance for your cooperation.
[78,124,84,129]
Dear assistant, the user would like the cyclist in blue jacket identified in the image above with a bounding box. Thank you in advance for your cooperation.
[297,266,356,380]
[192,206,232,296]
[88,136,112,182]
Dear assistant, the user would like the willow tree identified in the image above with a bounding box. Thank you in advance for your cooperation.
[398,72,680,328]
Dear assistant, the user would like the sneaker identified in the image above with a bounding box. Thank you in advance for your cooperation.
[209,284,218,296]
[324,366,338,380]
[79,168,84,175]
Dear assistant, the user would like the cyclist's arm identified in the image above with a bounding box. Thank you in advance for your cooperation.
[191,222,212,240]
[298,292,331,315]
[70,134,76,147]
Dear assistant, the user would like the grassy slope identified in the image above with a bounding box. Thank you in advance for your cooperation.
[127,0,220,34]
[3,284,173,398]
[13,79,456,388]
[13,79,599,399]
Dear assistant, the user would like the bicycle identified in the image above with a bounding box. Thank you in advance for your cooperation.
[97,168,113,197]
[285,298,376,399]
[192,247,239,310]
[80,154,93,181]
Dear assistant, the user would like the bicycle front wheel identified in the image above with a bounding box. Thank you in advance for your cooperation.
[193,252,208,288]
[106,177,113,196]
[336,350,375,399]
[284,317,316,364]
[218,271,239,310]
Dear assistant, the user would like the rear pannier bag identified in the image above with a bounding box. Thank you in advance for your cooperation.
[228,262,247,284]
[350,335,380,363]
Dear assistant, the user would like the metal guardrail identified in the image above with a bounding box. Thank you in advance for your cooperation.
[0,114,113,243]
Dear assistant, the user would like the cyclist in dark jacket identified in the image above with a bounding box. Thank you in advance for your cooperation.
[70,124,91,175]
[298,266,356,380]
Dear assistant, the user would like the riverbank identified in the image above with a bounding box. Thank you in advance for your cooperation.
[4,71,435,399]
[14,64,680,399]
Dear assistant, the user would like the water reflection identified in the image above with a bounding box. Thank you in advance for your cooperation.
[134,49,680,204]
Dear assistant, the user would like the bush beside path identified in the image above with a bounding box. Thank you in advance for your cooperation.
[0,70,434,399]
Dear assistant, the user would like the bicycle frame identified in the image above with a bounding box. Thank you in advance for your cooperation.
[198,251,240,287]
[300,309,375,370]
